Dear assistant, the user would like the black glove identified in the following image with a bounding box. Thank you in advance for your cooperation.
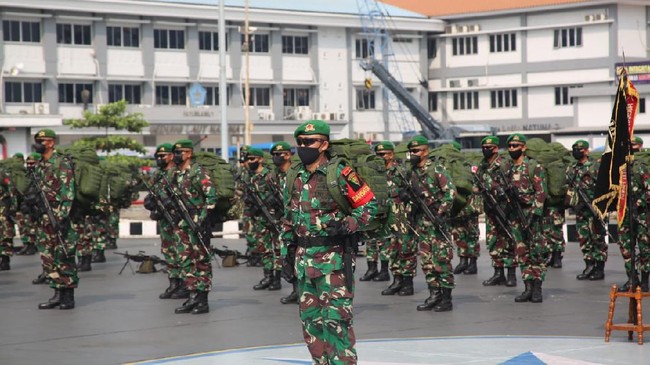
[143,194,156,211]
[323,219,348,236]
[398,189,412,203]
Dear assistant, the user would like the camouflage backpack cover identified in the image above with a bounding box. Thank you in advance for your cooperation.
[193,152,236,222]
[428,144,477,217]
[521,138,572,207]
[99,161,139,209]
[0,157,29,195]
[60,145,104,212]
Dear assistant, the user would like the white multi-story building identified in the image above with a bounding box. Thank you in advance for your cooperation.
[0,0,442,157]
[384,0,650,148]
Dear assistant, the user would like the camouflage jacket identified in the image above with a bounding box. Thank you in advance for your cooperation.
[502,156,547,217]
[629,160,650,217]
[0,170,17,217]
[565,159,599,207]
[35,151,75,222]
[244,166,281,220]
[386,161,402,201]
[282,158,378,278]
[409,158,457,217]
[172,162,217,227]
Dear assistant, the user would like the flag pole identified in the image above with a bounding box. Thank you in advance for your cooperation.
[622,69,638,291]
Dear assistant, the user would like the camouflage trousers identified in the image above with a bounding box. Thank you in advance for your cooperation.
[160,220,181,279]
[37,218,79,289]
[299,270,357,365]
[243,215,255,253]
[16,212,35,246]
[250,216,280,271]
[390,231,417,277]
[451,216,480,258]
[75,215,93,257]
[617,215,650,272]
[486,216,517,268]
[545,206,566,253]
[576,211,607,262]
[174,226,212,292]
[416,218,454,289]
[0,216,14,257]
[364,236,392,263]
[91,211,110,251]
[107,210,119,245]
[513,215,548,282]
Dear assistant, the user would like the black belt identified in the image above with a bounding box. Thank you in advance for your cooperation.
[296,236,345,248]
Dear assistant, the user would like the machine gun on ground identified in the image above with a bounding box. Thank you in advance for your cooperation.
[211,246,250,267]
[114,251,168,275]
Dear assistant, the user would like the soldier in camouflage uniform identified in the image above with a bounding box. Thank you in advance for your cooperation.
[475,136,518,288]
[359,141,395,284]
[16,154,39,256]
[399,136,457,312]
[90,202,111,264]
[246,147,283,291]
[106,208,119,249]
[502,134,548,303]
[13,153,36,256]
[617,136,650,292]
[32,129,79,310]
[282,120,377,365]
[236,146,261,267]
[74,214,94,272]
[22,153,51,283]
[271,141,300,304]
[544,205,566,268]
[0,166,17,271]
[168,139,217,314]
[566,139,607,280]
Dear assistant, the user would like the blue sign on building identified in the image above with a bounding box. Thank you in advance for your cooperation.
[189,82,207,106]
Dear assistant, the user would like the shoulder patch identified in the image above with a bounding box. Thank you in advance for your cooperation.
[341,166,353,176]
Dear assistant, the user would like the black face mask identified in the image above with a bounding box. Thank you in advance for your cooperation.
[248,162,260,171]
[173,151,184,165]
[155,157,167,169]
[632,147,641,153]
[272,155,285,167]
[408,154,421,165]
[297,147,321,165]
[32,143,46,154]
[572,149,584,160]
[509,150,523,160]
[482,147,495,158]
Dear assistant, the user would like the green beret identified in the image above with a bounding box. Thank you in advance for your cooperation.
[27,152,41,160]
[98,156,107,161]
[407,136,428,149]
[450,141,461,151]
[156,143,173,154]
[294,120,330,138]
[481,135,499,146]
[633,136,644,144]
[572,140,589,149]
[247,147,264,157]
[35,129,56,140]
[271,141,291,153]
[506,133,527,144]
[173,139,194,150]
[374,141,395,152]
[13,153,24,159]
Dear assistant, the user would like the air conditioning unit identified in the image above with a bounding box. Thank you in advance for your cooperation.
[467,79,479,87]
[311,112,320,120]
[320,113,330,121]
[584,15,595,22]
[469,24,480,32]
[460,25,469,33]
[594,13,607,21]
[284,107,296,119]
[445,25,459,34]
[337,112,346,121]
[296,112,308,120]
[33,103,50,115]
[265,112,275,120]
[449,80,461,88]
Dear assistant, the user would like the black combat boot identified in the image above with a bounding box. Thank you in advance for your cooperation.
[105,239,117,250]
[281,282,299,304]
[381,275,403,295]
[78,255,92,272]
[641,271,649,293]
[514,280,533,303]
[268,271,282,291]
[618,270,639,292]
[373,260,390,282]
[530,280,543,303]
[91,249,106,263]
[159,278,181,299]
[464,257,478,275]
[588,261,605,281]
[576,260,595,280]
[171,281,190,299]
[254,269,272,290]
[191,291,209,314]
[433,288,453,312]
[416,286,441,311]
[38,289,61,309]
[453,257,469,275]
[551,250,563,268]
[397,276,414,296]
[175,291,199,313]
[505,267,517,287]
[359,261,378,281]
[32,272,49,285]
[482,267,506,286]
[0,255,10,271]
[59,288,75,310]
[17,244,37,256]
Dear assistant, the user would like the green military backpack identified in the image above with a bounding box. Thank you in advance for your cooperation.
[99,162,136,208]
[0,157,29,195]
[193,152,236,222]
[60,145,104,212]
[522,138,572,207]
[428,144,476,217]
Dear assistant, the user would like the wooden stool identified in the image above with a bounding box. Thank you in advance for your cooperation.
[604,284,650,345]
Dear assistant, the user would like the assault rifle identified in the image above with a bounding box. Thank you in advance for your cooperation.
[575,188,616,242]
[395,168,454,246]
[243,182,282,235]
[27,167,68,258]
[473,173,517,243]
[114,251,167,275]
[140,175,175,227]
[498,170,536,238]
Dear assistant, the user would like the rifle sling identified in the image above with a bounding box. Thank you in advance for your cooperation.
[296,236,346,248]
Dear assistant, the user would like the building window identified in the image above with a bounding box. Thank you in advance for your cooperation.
[282,35,309,54]
[639,98,646,114]
[204,86,230,106]
[107,26,139,48]
[58,83,93,104]
[154,29,185,49]
[489,33,516,53]
[355,39,374,59]
[108,84,141,104]
[428,92,437,112]
[3,20,40,43]
[452,36,478,56]
[393,37,413,43]
[155,85,186,105]
[283,88,310,107]
[356,89,376,110]
[241,34,269,53]
[56,24,91,45]
[553,28,582,48]
[554,86,573,105]
[5,81,42,102]
[452,91,479,110]
[490,89,518,108]
[427,38,437,59]
[244,87,271,106]
[199,31,228,51]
